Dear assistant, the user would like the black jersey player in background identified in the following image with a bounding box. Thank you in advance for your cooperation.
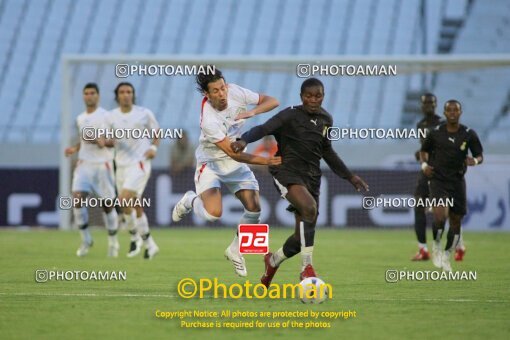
[419,100,483,271]
[411,93,442,261]
[231,78,369,286]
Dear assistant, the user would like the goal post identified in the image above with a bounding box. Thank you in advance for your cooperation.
[60,54,510,230]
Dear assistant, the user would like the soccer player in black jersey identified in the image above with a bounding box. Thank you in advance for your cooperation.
[419,100,483,271]
[231,78,369,286]
[411,93,442,261]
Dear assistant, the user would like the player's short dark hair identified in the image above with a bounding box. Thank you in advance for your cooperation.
[300,78,324,94]
[196,67,224,93]
[83,82,99,94]
[114,82,136,104]
[421,92,436,101]
[444,99,462,110]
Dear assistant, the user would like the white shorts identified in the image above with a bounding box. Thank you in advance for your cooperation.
[116,160,151,197]
[72,160,116,199]
[194,158,259,195]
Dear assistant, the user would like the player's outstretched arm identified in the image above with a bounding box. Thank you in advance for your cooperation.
[235,94,279,120]
[231,110,289,152]
[323,144,369,192]
[215,138,281,166]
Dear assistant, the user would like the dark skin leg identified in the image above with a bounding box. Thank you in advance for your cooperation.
[285,184,317,222]
[449,212,462,234]
[235,189,261,212]
[432,206,448,228]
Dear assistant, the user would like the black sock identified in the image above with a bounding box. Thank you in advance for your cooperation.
[445,228,460,252]
[282,234,301,258]
[414,208,427,244]
[300,220,316,247]
[107,229,117,236]
[432,220,445,242]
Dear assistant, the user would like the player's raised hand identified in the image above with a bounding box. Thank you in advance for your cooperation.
[266,156,282,166]
[349,175,369,192]
[65,146,77,157]
[231,140,247,153]
[235,110,255,121]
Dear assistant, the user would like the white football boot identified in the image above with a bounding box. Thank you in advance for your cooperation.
[432,242,442,268]
[172,191,197,222]
[224,246,248,277]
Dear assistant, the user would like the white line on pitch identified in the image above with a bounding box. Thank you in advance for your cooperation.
[0,292,507,303]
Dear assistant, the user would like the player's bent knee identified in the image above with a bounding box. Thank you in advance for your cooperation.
[300,204,317,222]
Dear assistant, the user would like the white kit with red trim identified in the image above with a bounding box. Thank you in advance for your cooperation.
[195,83,259,163]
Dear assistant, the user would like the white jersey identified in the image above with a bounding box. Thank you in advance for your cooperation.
[76,107,114,163]
[109,105,159,166]
[196,83,260,162]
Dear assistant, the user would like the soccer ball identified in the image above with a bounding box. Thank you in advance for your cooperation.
[298,277,329,304]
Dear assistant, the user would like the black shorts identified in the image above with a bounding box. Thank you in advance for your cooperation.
[428,177,466,215]
[271,169,321,213]
[414,172,430,199]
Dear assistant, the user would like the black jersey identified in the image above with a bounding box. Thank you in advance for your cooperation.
[421,123,483,181]
[241,105,352,179]
[416,114,442,144]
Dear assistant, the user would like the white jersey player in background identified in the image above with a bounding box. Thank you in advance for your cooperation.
[109,82,160,259]
[65,83,119,257]
[172,69,280,276]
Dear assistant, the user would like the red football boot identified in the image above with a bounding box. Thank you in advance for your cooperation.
[300,264,317,281]
[261,252,279,287]
[455,247,466,261]
[411,248,430,261]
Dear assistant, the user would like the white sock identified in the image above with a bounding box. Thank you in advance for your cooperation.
[136,213,150,235]
[184,192,196,209]
[79,227,92,244]
[229,234,240,254]
[418,242,428,250]
[239,209,261,224]
[271,248,287,267]
[124,210,138,241]
[74,207,91,244]
[136,213,155,247]
[102,210,119,244]
[456,233,465,250]
[73,207,88,227]
[434,229,443,247]
[192,196,220,222]
[301,246,314,272]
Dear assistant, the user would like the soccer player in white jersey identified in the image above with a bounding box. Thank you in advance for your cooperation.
[65,83,119,257]
[172,69,280,277]
[109,82,160,259]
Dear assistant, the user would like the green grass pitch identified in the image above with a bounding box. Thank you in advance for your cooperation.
[1,228,509,339]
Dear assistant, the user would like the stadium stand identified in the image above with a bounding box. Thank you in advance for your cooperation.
[0,0,508,144]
